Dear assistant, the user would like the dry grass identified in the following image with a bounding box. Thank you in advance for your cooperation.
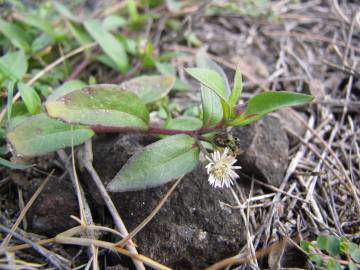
[1,0,359,269]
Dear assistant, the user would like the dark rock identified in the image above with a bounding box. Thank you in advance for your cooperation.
[112,167,246,269]
[87,134,247,269]
[271,108,308,144]
[232,115,289,187]
[27,178,78,236]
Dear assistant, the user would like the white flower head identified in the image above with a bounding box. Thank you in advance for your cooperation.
[205,147,241,188]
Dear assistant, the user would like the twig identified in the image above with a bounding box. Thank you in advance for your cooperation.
[54,236,171,270]
[0,224,70,270]
[57,148,99,270]
[0,170,54,248]
[116,175,184,247]
[79,140,146,270]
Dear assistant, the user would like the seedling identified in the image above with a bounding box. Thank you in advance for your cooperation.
[6,50,313,191]
[301,235,360,270]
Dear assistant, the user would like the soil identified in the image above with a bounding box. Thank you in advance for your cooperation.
[1,1,360,269]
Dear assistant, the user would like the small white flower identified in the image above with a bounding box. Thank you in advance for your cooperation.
[205,148,241,188]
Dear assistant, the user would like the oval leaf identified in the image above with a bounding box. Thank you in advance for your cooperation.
[18,82,42,114]
[7,113,94,157]
[47,80,86,101]
[84,19,128,73]
[195,51,224,127]
[18,13,63,40]
[53,1,82,22]
[45,84,149,129]
[186,67,228,101]
[230,91,313,126]
[164,116,202,131]
[196,48,231,97]
[0,18,31,52]
[120,75,175,104]
[107,134,199,192]
[229,65,243,109]
[317,235,340,257]
[246,91,313,116]
[0,50,28,81]
[351,249,360,263]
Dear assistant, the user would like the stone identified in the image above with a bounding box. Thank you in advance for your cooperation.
[27,178,78,236]
[87,134,247,269]
[232,115,289,187]
[271,108,308,144]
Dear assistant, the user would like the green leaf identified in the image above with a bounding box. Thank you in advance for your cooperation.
[84,19,128,73]
[351,248,360,263]
[230,91,313,126]
[102,15,127,31]
[229,65,243,109]
[0,18,31,52]
[200,86,223,127]
[327,260,342,270]
[173,79,192,91]
[18,13,63,40]
[127,0,140,22]
[155,61,175,75]
[6,80,15,121]
[186,68,228,101]
[45,84,149,129]
[0,50,28,81]
[107,134,199,192]
[166,0,184,12]
[194,49,229,127]
[47,80,86,101]
[0,157,33,169]
[309,254,323,266]
[120,75,176,104]
[53,1,81,22]
[246,91,313,116]
[155,61,191,91]
[350,242,359,253]
[31,33,54,52]
[7,113,94,157]
[195,48,231,97]
[317,235,340,257]
[164,117,202,131]
[95,54,119,71]
[18,82,42,115]
[300,240,312,253]
[68,22,92,46]
[349,264,359,270]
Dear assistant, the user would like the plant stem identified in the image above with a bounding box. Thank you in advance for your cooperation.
[91,122,223,137]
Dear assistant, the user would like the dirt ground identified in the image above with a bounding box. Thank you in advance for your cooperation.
[1,1,359,269]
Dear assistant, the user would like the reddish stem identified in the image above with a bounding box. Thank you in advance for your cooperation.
[91,122,223,137]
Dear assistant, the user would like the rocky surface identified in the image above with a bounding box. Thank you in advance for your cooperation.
[25,116,290,268]
[27,177,78,236]
[88,134,247,269]
[233,115,289,187]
